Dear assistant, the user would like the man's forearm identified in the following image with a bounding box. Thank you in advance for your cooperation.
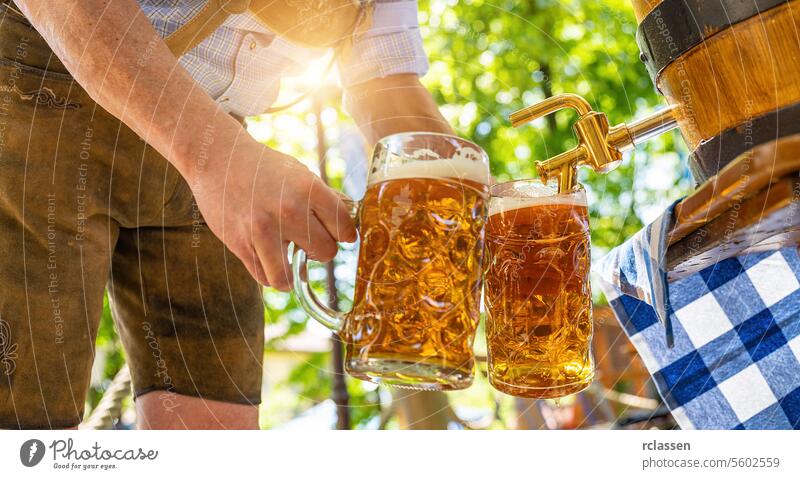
[344,74,452,144]
[14,0,246,176]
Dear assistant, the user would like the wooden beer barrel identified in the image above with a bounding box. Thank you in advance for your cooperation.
[631,0,800,181]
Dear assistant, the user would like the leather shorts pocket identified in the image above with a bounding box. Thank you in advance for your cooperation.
[0,59,84,113]
[0,3,88,114]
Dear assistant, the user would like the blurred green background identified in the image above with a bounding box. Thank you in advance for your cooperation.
[88,0,693,429]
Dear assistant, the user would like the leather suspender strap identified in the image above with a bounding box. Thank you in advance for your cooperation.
[164,0,373,58]
[164,0,250,57]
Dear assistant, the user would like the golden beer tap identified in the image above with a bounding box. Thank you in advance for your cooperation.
[509,93,680,192]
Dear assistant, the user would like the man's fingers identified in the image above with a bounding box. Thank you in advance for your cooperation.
[291,214,339,263]
[228,239,270,286]
[309,180,357,243]
[254,233,292,291]
[246,246,270,286]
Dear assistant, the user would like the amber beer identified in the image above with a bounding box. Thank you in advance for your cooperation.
[344,157,488,389]
[484,181,594,398]
[293,132,490,390]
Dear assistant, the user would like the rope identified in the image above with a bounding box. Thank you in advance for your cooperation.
[81,365,132,430]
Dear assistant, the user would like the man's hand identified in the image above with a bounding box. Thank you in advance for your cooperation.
[14,0,355,290]
[189,137,356,291]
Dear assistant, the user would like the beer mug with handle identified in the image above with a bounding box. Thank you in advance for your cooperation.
[293,132,490,390]
[484,179,594,398]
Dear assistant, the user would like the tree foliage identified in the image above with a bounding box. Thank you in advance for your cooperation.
[419,0,692,255]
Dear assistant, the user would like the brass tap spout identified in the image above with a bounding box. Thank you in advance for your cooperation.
[509,94,592,127]
[509,94,679,192]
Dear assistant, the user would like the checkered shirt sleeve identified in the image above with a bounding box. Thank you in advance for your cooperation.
[337,0,429,87]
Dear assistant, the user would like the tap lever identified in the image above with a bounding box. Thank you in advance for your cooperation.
[509,93,592,128]
[509,94,679,193]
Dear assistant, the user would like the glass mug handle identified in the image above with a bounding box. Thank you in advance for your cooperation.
[291,197,360,333]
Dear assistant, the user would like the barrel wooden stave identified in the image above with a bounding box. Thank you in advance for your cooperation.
[659,1,800,150]
[632,0,800,162]
[630,0,660,22]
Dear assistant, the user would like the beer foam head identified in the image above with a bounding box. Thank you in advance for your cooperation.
[489,182,587,217]
[368,157,489,186]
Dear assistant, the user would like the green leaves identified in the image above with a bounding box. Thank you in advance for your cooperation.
[419,0,691,251]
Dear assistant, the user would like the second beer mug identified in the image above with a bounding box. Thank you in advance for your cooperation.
[484,179,594,398]
[293,132,490,390]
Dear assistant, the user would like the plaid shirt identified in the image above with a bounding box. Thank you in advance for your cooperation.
[138,0,428,116]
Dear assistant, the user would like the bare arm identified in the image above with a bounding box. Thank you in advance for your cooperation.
[344,74,453,144]
[15,0,355,290]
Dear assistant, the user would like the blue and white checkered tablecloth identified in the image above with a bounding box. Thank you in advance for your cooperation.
[596,204,800,429]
